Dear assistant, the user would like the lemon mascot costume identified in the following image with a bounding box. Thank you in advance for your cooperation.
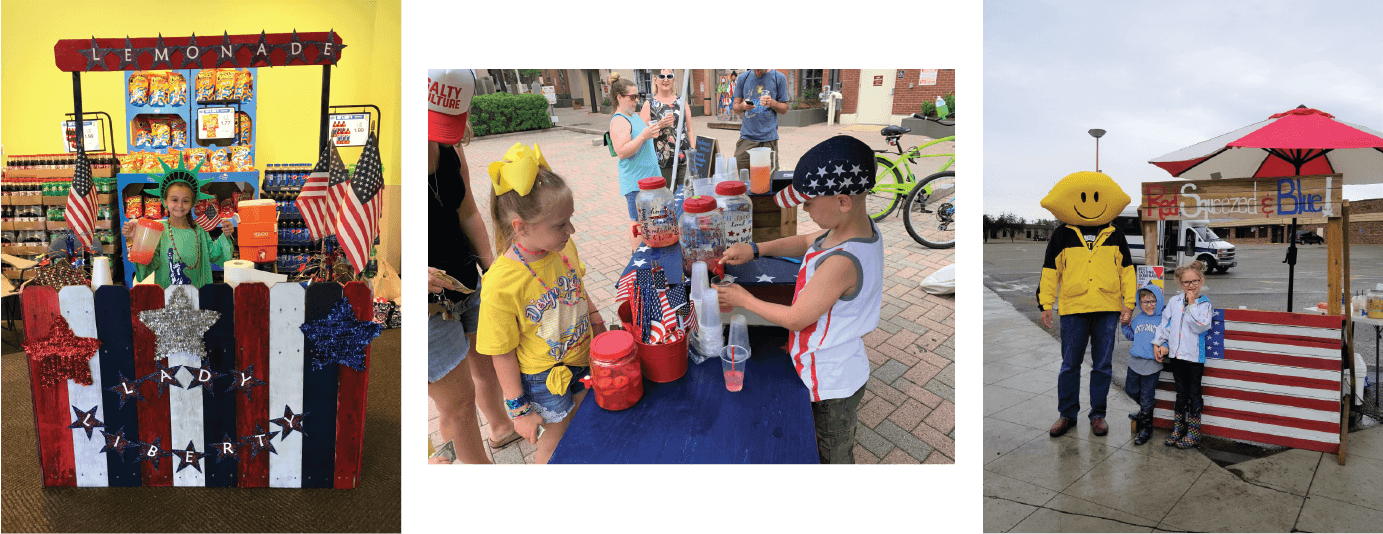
[1036,171,1137,438]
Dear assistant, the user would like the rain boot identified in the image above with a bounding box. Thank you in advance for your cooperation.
[1164,411,1185,447]
[1133,411,1153,446]
[1176,412,1202,449]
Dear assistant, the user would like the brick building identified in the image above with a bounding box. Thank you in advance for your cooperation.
[1210,198,1383,245]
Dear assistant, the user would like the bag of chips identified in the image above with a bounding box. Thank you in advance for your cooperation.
[117,153,141,174]
[159,150,180,170]
[124,195,144,220]
[168,72,188,106]
[147,73,169,107]
[235,70,254,101]
[195,70,216,102]
[128,72,149,106]
[140,151,161,173]
[132,118,152,148]
[171,118,188,148]
[230,145,253,172]
[216,70,238,101]
[144,196,163,219]
[219,198,237,219]
[236,112,253,145]
[208,149,232,172]
[150,119,171,148]
[183,147,208,170]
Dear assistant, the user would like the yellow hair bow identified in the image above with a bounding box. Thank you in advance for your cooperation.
[488,142,550,197]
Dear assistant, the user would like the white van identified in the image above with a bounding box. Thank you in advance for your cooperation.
[1112,207,1238,273]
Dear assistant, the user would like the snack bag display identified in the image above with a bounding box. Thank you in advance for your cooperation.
[159,150,181,170]
[144,196,163,219]
[140,152,161,173]
[216,70,238,101]
[208,149,232,172]
[171,118,188,148]
[168,72,188,106]
[183,147,209,170]
[200,112,221,139]
[124,195,144,220]
[132,118,152,148]
[219,198,237,219]
[128,72,149,106]
[234,70,254,101]
[236,112,253,145]
[230,145,253,172]
[147,72,169,107]
[117,153,141,173]
[195,69,216,102]
[150,119,171,148]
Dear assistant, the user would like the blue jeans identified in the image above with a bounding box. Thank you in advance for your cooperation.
[1058,312,1118,420]
[624,191,639,221]
[1124,370,1159,415]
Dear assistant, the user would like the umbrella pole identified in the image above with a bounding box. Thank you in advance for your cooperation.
[1284,218,1298,311]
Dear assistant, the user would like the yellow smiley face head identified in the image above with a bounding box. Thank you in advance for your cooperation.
[1040,171,1130,226]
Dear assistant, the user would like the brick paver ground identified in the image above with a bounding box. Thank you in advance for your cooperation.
[428,105,956,464]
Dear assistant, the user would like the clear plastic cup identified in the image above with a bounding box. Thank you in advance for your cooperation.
[728,314,749,350]
[128,219,164,265]
[748,147,772,194]
[722,345,750,392]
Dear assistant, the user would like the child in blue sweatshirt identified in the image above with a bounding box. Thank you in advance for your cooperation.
[1121,283,1165,446]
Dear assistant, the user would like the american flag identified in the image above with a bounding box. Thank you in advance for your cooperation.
[63,146,97,250]
[1152,309,1344,454]
[194,199,222,233]
[296,143,342,241]
[615,269,636,302]
[333,133,384,275]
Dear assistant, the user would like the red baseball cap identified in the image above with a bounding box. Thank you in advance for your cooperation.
[428,69,477,144]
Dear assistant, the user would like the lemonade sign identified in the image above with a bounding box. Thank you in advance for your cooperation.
[1139,174,1342,221]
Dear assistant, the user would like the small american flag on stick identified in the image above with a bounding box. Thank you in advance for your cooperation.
[194,198,222,232]
[296,142,344,241]
[63,146,97,249]
[333,133,384,274]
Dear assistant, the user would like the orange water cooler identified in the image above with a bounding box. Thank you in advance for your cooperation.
[237,199,278,263]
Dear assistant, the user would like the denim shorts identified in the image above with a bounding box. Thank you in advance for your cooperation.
[426,283,482,383]
[624,191,639,221]
[521,364,589,423]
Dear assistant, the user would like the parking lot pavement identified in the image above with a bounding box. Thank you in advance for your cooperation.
[429,121,957,464]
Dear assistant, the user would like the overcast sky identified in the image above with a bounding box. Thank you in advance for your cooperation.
[984,1,1383,221]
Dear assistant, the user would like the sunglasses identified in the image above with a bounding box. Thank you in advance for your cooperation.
[656,74,675,80]
[622,93,640,100]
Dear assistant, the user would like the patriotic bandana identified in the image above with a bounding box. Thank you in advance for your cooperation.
[774,135,877,208]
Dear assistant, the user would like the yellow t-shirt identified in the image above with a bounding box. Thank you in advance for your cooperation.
[476,238,591,376]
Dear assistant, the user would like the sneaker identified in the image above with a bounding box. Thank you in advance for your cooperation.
[1091,417,1108,436]
[1049,417,1076,437]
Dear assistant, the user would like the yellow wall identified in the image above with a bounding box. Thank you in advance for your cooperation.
[1,0,402,270]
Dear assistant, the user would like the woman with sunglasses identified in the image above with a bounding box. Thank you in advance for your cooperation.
[608,72,674,230]
[639,69,695,183]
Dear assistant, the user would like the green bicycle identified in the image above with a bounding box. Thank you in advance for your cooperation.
[867,130,955,222]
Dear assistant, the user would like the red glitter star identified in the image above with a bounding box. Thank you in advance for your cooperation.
[23,315,102,387]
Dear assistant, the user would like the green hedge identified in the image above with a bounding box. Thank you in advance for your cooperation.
[469,93,553,137]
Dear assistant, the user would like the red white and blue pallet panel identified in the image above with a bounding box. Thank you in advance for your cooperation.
[22,281,373,488]
[1152,309,1344,454]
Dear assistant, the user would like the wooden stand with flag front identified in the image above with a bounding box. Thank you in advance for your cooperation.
[1138,174,1356,464]
[21,31,389,488]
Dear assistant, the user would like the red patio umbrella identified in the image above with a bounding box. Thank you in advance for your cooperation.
[1149,106,1383,311]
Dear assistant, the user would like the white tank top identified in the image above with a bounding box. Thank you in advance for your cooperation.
[788,223,883,401]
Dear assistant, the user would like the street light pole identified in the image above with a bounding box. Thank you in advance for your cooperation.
[1088,129,1106,172]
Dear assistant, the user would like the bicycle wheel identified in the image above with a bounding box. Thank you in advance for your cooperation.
[868,156,906,221]
[902,171,956,249]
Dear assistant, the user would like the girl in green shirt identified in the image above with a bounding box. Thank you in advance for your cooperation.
[122,167,235,288]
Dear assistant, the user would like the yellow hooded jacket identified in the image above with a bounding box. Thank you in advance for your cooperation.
[1037,223,1137,315]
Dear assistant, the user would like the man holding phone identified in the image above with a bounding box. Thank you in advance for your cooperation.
[733,69,790,173]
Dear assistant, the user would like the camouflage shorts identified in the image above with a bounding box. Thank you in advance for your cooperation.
[811,384,866,464]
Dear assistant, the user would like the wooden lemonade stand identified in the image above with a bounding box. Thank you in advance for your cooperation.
[1138,173,1358,464]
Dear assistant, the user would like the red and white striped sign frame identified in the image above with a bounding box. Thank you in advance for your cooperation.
[1152,309,1345,453]
[21,281,374,488]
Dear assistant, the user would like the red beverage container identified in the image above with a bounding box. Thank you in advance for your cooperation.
[587,330,644,411]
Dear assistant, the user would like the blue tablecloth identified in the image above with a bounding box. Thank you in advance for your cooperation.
[621,242,802,286]
[549,325,817,464]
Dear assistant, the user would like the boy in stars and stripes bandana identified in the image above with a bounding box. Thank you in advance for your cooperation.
[713,136,884,464]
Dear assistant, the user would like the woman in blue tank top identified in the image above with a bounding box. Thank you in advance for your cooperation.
[607,72,672,222]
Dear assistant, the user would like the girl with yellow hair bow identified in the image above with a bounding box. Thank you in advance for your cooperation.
[474,142,608,463]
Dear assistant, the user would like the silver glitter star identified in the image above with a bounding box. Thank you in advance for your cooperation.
[138,286,219,362]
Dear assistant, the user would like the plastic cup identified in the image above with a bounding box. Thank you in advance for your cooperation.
[128,219,164,265]
[90,256,112,287]
[728,314,749,350]
[722,345,750,392]
[691,261,710,302]
[748,147,772,193]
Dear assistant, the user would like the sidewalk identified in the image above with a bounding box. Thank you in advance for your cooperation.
[429,117,957,464]
[983,287,1383,532]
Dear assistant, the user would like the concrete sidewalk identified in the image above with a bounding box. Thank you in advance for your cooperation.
[429,118,956,464]
[983,287,1383,532]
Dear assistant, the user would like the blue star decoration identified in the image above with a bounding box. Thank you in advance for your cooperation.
[208,433,241,464]
[270,405,307,440]
[136,437,172,470]
[82,36,111,71]
[183,363,222,393]
[100,427,138,457]
[180,32,206,69]
[142,360,184,397]
[281,29,308,65]
[173,441,206,473]
[1207,309,1226,360]
[241,424,279,459]
[106,371,145,408]
[214,31,241,68]
[69,405,104,439]
[225,364,266,400]
[300,297,381,371]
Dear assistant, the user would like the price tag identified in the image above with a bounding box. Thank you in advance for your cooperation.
[197,107,236,139]
[61,120,103,152]
[330,113,370,147]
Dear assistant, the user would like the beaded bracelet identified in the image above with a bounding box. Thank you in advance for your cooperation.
[503,394,529,411]
[750,242,760,259]
[508,403,534,419]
